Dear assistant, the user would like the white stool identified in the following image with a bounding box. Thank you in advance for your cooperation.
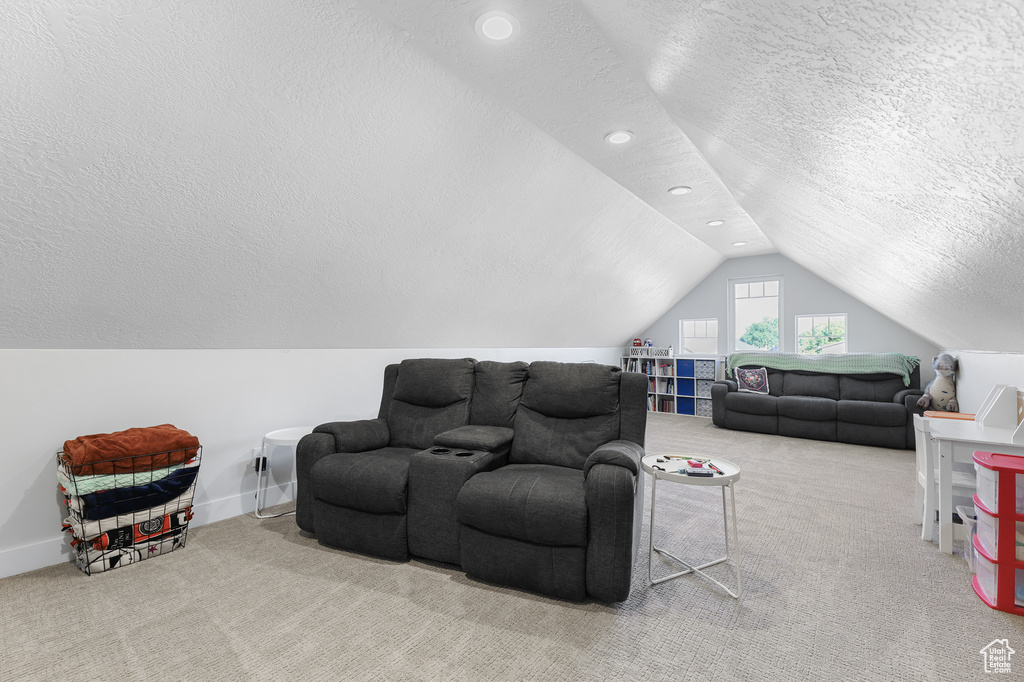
[255,427,312,519]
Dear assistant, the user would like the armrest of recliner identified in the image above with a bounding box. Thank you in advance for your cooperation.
[714,379,738,393]
[710,381,736,427]
[895,389,924,405]
[313,418,390,452]
[434,425,513,452]
[583,440,642,478]
[295,418,390,533]
[584,439,645,602]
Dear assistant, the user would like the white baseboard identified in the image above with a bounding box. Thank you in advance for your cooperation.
[0,484,295,580]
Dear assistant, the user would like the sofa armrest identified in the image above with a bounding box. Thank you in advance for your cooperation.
[313,418,390,453]
[584,440,643,478]
[435,425,513,452]
[894,389,924,405]
[585,443,645,602]
[711,381,736,427]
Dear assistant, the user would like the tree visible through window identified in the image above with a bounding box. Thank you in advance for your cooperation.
[730,277,782,351]
[797,314,847,354]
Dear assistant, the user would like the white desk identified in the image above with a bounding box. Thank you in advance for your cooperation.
[926,419,1024,554]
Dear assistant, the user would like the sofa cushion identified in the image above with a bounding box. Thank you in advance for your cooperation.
[310,448,416,513]
[777,395,837,421]
[387,358,475,450]
[836,400,908,427]
[723,391,778,415]
[781,371,840,400]
[471,361,529,428]
[521,361,621,418]
[392,358,475,407]
[457,464,588,546]
[510,362,621,469]
[839,374,905,402]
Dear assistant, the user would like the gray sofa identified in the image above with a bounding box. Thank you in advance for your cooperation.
[295,358,648,602]
[711,361,923,449]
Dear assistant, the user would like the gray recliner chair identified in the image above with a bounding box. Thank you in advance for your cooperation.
[455,362,647,602]
[295,357,477,560]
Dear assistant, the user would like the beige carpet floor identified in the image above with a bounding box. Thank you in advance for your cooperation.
[2,413,1022,681]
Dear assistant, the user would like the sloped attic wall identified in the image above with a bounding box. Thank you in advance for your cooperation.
[0,0,720,349]
[639,254,940,382]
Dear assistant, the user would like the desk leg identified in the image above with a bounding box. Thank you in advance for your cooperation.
[938,440,953,554]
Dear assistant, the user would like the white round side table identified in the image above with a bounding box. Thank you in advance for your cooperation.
[641,453,742,599]
[255,426,313,519]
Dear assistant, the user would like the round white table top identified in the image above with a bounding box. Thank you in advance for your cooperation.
[641,453,741,486]
[264,426,314,446]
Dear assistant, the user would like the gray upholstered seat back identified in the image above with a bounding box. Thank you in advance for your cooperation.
[386,358,475,450]
[839,373,907,401]
[510,361,621,469]
[470,361,529,428]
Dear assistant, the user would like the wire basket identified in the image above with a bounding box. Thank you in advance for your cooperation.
[57,445,201,575]
[626,347,671,357]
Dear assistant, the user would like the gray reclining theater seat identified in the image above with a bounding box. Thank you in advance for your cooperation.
[295,357,477,560]
[455,362,648,602]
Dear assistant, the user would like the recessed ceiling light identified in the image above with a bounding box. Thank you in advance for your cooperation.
[706,220,725,227]
[475,11,520,42]
[732,241,748,247]
[605,131,633,144]
[668,186,692,195]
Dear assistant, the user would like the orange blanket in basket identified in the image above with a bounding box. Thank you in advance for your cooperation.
[62,424,200,476]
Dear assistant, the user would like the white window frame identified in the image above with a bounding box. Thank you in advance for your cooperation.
[678,318,719,355]
[795,313,848,354]
[727,275,784,352]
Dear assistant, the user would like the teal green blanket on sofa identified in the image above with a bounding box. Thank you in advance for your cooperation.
[727,352,920,386]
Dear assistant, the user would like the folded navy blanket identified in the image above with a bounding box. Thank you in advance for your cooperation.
[75,465,199,520]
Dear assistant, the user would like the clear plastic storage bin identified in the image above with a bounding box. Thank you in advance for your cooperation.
[956,505,978,572]
[976,550,998,603]
[973,465,1024,514]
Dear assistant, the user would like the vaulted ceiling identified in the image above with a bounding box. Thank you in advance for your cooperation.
[1,1,1021,351]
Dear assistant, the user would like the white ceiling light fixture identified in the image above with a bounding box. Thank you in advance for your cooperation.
[668,186,692,195]
[732,241,748,247]
[605,131,633,144]
[706,219,725,227]
[475,11,520,42]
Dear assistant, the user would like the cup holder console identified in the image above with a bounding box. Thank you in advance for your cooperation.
[428,447,473,457]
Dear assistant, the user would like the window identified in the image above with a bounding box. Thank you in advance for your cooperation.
[729,276,782,351]
[796,314,847,354]
[679,318,718,354]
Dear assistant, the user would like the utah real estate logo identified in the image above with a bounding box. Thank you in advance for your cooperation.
[980,639,1014,674]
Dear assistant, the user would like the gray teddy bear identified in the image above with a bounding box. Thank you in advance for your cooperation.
[916,353,959,412]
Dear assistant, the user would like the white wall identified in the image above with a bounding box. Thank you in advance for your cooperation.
[0,347,621,578]
[943,350,1024,414]
[639,254,940,382]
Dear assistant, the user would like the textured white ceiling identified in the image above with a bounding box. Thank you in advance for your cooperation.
[1,0,1022,351]
[581,0,1024,351]
[0,0,720,348]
